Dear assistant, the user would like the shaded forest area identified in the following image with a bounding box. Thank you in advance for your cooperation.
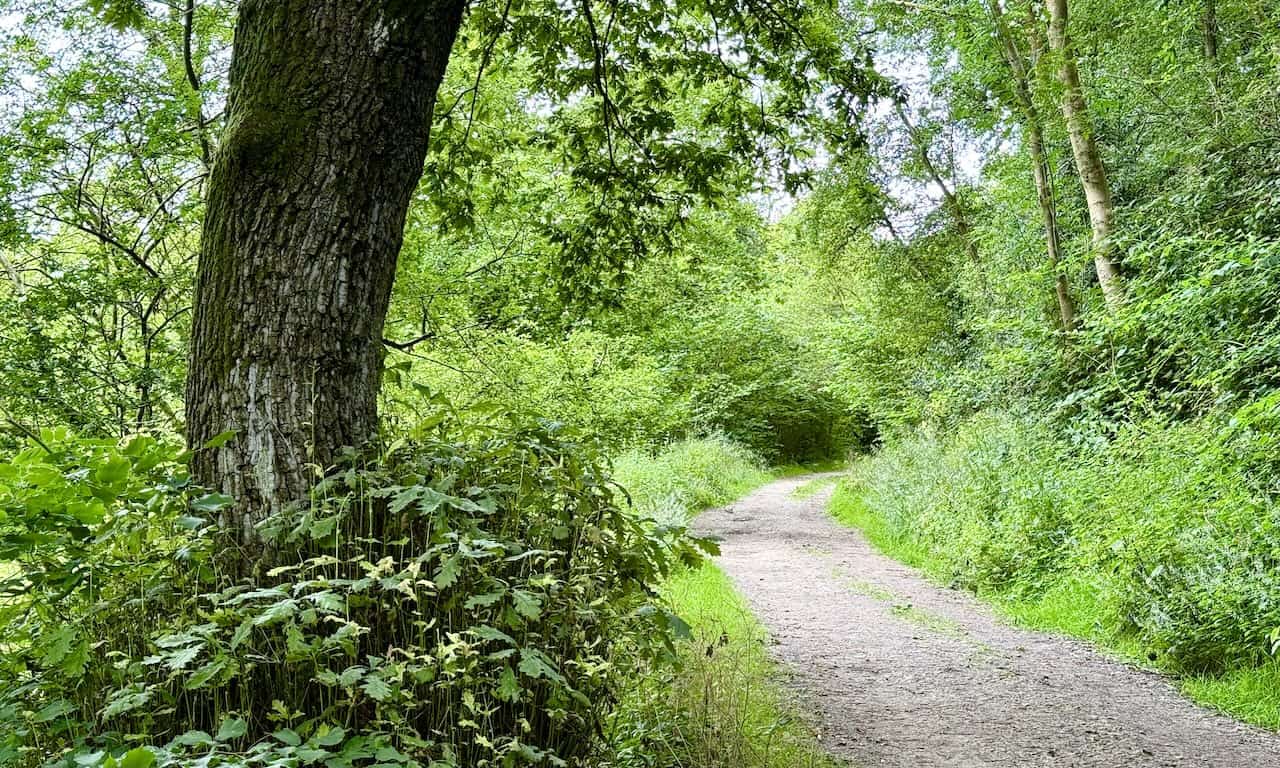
[1,0,1280,765]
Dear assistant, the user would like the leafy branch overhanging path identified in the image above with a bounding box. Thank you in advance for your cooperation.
[695,475,1280,768]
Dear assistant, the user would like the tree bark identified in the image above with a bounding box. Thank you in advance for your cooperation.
[1044,0,1124,308]
[991,1,1075,329]
[185,0,466,544]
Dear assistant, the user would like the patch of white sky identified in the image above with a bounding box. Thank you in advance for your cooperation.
[1,2,1000,243]
[751,26,1000,237]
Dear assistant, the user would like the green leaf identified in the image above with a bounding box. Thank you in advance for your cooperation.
[471,625,515,645]
[192,493,233,514]
[230,619,254,650]
[512,589,543,619]
[312,724,346,747]
[464,589,506,610]
[665,610,693,640]
[86,0,147,30]
[215,717,247,742]
[517,649,565,684]
[173,731,214,747]
[495,666,521,702]
[94,455,131,485]
[163,644,201,671]
[101,688,150,720]
[32,699,75,723]
[296,747,330,763]
[118,748,155,768]
[338,665,366,687]
[185,658,229,690]
[40,626,75,668]
[435,552,462,588]
[202,430,238,449]
[273,729,302,747]
[362,675,393,702]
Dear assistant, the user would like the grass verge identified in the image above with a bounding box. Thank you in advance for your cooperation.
[608,563,843,768]
[606,437,843,766]
[790,475,840,500]
[829,476,1280,731]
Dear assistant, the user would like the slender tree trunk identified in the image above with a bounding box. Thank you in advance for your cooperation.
[1202,0,1223,120]
[185,0,467,545]
[1201,0,1220,73]
[991,1,1076,329]
[1044,0,1124,308]
[1029,126,1077,330]
[892,102,982,268]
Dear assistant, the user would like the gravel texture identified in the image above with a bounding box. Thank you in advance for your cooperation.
[693,474,1280,767]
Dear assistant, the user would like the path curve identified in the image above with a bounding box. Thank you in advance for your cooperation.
[694,474,1280,768]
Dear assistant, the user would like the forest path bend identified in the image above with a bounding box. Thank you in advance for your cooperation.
[693,474,1280,768]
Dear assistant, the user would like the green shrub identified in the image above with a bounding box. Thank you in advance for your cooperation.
[612,437,771,525]
[837,410,1280,676]
[0,412,707,767]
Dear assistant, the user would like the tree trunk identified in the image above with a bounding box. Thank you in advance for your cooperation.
[185,0,466,545]
[1044,0,1124,308]
[1201,0,1223,121]
[892,101,982,269]
[1201,0,1220,74]
[991,0,1076,329]
[1029,125,1077,330]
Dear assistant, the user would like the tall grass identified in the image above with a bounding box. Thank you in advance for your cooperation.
[608,564,842,768]
[613,435,772,524]
[605,437,842,767]
[829,410,1280,730]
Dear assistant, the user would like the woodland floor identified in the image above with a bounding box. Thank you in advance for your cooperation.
[693,474,1280,767]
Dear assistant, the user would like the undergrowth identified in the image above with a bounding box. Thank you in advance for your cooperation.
[612,436,771,526]
[0,410,708,767]
[606,564,841,768]
[604,437,840,767]
[830,409,1280,730]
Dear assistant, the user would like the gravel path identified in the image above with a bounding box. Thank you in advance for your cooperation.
[693,474,1280,768]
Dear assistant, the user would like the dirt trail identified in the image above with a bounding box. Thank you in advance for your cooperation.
[694,474,1280,768]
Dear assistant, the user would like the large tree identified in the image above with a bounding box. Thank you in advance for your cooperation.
[178,0,869,542]
[185,1,467,541]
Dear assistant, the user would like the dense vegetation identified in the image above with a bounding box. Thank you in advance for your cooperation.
[814,0,1280,730]
[3,0,1280,764]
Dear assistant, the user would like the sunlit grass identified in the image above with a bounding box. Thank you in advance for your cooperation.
[829,477,1280,732]
[606,444,843,767]
[1183,660,1280,731]
[827,479,929,568]
[992,574,1148,664]
[613,436,772,525]
[790,476,839,500]
[634,563,844,768]
[773,458,846,478]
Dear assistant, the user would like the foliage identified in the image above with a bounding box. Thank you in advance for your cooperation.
[384,199,873,464]
[831,410,1280,696]
[612,436,772,526]
[0,1,226,438]
[605,563,841,768]
[0,405,712,767]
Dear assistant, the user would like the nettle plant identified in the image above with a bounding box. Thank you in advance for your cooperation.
[0,405,707,768]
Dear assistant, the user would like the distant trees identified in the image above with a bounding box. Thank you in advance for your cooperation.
[180,0,868,545]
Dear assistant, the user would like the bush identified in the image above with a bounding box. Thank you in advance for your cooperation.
[837,410,1280,674]
[0,411,707,768]
[611,437,771,525]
